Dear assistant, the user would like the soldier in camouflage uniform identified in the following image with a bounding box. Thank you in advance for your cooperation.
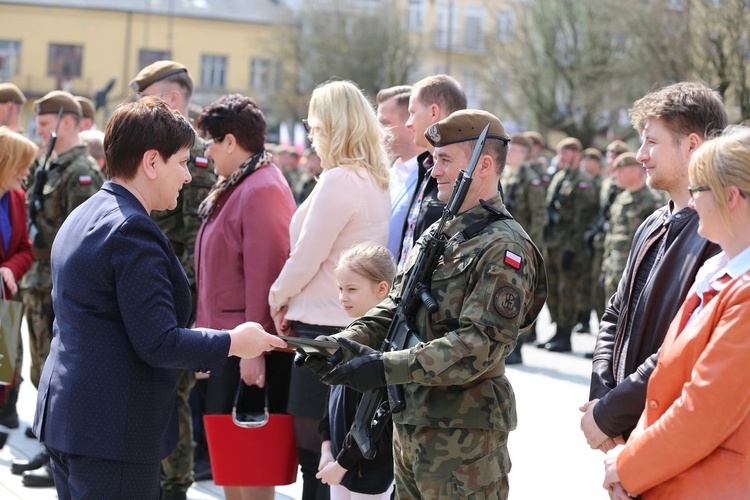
[311,110,547,499]
[523,130,551,193]
[601,153,663,304]
[500,134,547,363]
[539,138,599,352]
[575,147,604,333]
[14,91,104,486]
[130,61,217,500]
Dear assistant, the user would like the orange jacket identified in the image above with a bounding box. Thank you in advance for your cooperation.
[617,272,750,499]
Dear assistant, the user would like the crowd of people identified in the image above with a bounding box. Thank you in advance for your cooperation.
[0,61,749,499]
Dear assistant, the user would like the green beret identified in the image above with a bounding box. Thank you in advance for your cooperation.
[34,90,82,116]
[510,133,532,150]
[523,130,545,147]
[582,147,602,161]
[130,60,188,93]
[614,152,640,168]
[425,109,509,148]
[75,96,95,118]
[0,83,26,104]
[606,139,629,155]
[557,137,583,152]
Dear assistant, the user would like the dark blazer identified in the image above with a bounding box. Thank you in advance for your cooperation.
[400,151,444,246]
[0,189,32,298]
[34,181,231,463]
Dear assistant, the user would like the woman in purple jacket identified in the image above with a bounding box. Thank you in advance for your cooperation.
[196,94,296,500]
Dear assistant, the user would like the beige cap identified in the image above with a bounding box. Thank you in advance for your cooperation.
[34,90,82,116]
[425,109,509,148]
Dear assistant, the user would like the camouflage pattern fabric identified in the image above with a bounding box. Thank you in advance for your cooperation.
[602,187,663,304]
[592,177,623,319]
[336,194,547,495]
[500,164,547,246]
[150,137,216,289]
[20,145,103,388]
[528,159,551,195]
[153,137,215,492]
[161,369,196,493]
[393,423,510,499]
[543,167,599,329]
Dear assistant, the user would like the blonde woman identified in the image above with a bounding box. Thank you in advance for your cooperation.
[0,127,34,429]
[269,80,390,500]
[604,126,750,499]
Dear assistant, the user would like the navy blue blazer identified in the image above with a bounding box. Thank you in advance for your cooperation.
[34,181,231,463]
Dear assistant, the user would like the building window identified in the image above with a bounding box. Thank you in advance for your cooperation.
[495,8,516,42]
[48,44,83,79]
[138,49,171,70]
[250,58,281,93]
[201,55,227,88]
[433,2,457,50]
[463,7,485,51]
[666,0,686,11]
[406,0,426,32]
[462,70,481,109]
[0,41,21,80]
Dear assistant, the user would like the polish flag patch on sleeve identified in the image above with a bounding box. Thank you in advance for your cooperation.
[79,175,92,185]
[194,156,209,168]
[504,250,523,270]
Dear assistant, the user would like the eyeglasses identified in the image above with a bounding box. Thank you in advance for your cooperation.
[204,136,224,147]
[687,185,710,198]
[302,119,311,134]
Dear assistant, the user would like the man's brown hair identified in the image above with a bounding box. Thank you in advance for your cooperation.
[629,81,728,141]
[376,85,412,107]
[413,75,467,115]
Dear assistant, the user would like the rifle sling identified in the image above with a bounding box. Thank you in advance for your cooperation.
[457,201,511,241]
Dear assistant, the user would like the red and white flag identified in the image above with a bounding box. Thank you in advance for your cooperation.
[504,250,522,270]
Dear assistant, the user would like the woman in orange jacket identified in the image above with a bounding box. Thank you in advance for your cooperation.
[603,126,750,499]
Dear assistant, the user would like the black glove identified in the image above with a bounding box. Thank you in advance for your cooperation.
[561,250,575,271]
[295,335,343,378]
[321,337,386,393]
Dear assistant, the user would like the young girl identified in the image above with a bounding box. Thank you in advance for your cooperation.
[316,243,396,499]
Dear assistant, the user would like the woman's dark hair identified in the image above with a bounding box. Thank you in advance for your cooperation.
[197,94,266,154]
[103,96,195,180]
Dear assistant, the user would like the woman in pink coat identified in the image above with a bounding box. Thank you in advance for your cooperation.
[603,126,750,499]
[195,94,296,500]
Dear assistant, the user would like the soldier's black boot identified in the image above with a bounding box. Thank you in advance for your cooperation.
[543,328,572,352]
[506,343,523,365]
[575,311,591,334]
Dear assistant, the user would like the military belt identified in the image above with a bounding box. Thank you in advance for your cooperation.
[476,362,505,381]
[33,248,51,260]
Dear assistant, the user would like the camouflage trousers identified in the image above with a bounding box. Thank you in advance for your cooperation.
[393,424,510,499]
[22,289,54,389]
[544,248,583,330]
[161,369,196,493]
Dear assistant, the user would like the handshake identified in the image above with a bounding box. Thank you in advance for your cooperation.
[294,336,387,393]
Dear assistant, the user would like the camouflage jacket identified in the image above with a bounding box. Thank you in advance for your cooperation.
[21,145,103,289]
[602,187,663,282]
[544,167,599,251]
[151,137,216,287]
[338,194,547,430]
[500,164,547,246]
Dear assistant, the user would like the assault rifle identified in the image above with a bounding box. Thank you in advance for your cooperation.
[584,183,619,257]
[28,108,63,245]
[543,166,569,239]
[350,124,491,459]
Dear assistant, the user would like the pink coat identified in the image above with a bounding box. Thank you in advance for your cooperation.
[194,164,295,333]
[618,272,750,499]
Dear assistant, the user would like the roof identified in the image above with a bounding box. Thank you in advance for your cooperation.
[0,0,291,25]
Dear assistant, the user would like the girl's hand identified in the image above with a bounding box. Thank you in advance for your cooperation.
[315,460,347,486]
[0,267,17,295]
[319,440,334,471]
[240,356,266,387]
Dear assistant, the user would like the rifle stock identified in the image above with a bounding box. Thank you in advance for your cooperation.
[349,124,491,459]
[28,108,64,243]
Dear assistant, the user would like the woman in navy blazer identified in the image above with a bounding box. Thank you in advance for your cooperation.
[0,127,35,427]
[33,98,286,499]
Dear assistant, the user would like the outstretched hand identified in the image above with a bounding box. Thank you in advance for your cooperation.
[321,337,385,392]
[295,336,343,378]
[228,322,287,358]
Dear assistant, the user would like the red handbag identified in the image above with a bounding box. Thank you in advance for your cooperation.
[204,384,298,486]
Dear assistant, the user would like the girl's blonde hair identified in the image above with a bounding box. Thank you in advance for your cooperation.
[336,243,397,288]
[307,80,390,191]
[689,125,750,231]
[0,126,37,189]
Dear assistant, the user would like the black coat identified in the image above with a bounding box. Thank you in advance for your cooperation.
[589,204,720,438]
